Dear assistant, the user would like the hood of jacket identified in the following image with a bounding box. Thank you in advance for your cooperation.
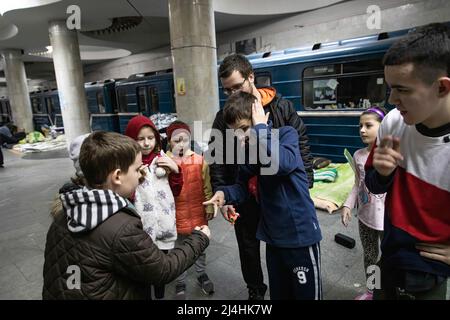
[59,187,129,233]
[257,87,276,107]
[124,115,161,165]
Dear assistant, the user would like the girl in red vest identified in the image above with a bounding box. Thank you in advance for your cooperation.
[166,121,216,299]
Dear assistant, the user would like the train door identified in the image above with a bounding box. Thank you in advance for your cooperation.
[89,85,119,132]
[44,95,54,125]
[103,83,120,132]
[96,89,106,114]
[88,87,102,131]
[137,85,160,116]
[31,94,52,130]
[137,86,147,116]
[117,85,138,134]
[147,86,160,115]
[50,92,63,127]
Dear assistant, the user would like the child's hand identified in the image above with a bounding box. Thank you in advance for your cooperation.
[341,207,352,227]
[252,100,270,126]
[156,155,179,174]
[203,191,225,220]
[220,205,240,224]
[203,191,225,207]
[194,225,211,239]
[416,242,450,266]
[373,136,403,176]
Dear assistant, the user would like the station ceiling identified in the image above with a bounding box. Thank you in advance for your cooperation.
[0,0,346,82]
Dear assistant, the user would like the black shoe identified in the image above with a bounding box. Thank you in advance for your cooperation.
[175,283,186,300]
[154,285,165,299]
[248,284,267,300]
[197,273,214,295]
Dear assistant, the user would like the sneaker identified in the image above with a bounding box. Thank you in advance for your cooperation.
[354,291,373,300]
[197,273,214,295]
[248,284,267,300]
[175,283,186,300]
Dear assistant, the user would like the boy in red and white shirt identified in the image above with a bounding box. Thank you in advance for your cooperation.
[365,23,450,300]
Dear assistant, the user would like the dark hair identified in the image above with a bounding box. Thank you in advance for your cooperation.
[219,54,254,79]
[383,23,450,84]
[361,106,388,122]
[223,91,256,125]
[79,131,141,188]
[6,123,17,134]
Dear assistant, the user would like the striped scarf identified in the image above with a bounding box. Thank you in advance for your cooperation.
[60,187,128,233]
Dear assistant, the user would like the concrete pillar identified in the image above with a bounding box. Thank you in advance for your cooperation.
[168,0,219,144]
[48,20,90,145]
[1,49,34,132]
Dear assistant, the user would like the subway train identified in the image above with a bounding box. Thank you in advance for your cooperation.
[27,80,120,132]
[0,24,430,161]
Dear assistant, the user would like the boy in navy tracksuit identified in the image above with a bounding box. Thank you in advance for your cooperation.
[205,92,322,300]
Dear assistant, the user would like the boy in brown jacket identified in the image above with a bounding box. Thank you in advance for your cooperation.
[43,131,210,299]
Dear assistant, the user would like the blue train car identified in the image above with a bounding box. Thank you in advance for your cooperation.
[0,96,11,126]
[30,89,61,130]
[85,79,120,132]
[115,72,175,134]
[30,90,51,130]
[216,30,411,162]
[43,89,62,127]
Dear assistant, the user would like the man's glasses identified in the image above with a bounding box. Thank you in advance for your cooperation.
[223,78,247,96]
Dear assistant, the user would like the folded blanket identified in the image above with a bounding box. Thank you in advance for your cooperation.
[314,167,338,182]
[310,163,355,214]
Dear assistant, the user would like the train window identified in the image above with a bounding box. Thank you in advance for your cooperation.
[255,73,272,87]
[96,91,106,113]
[117,88,128,112]
[147,87,159,114]
[45,97,54,114]
[31,97,43,113]
[138,87,146,112]
[303,60,386,110]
